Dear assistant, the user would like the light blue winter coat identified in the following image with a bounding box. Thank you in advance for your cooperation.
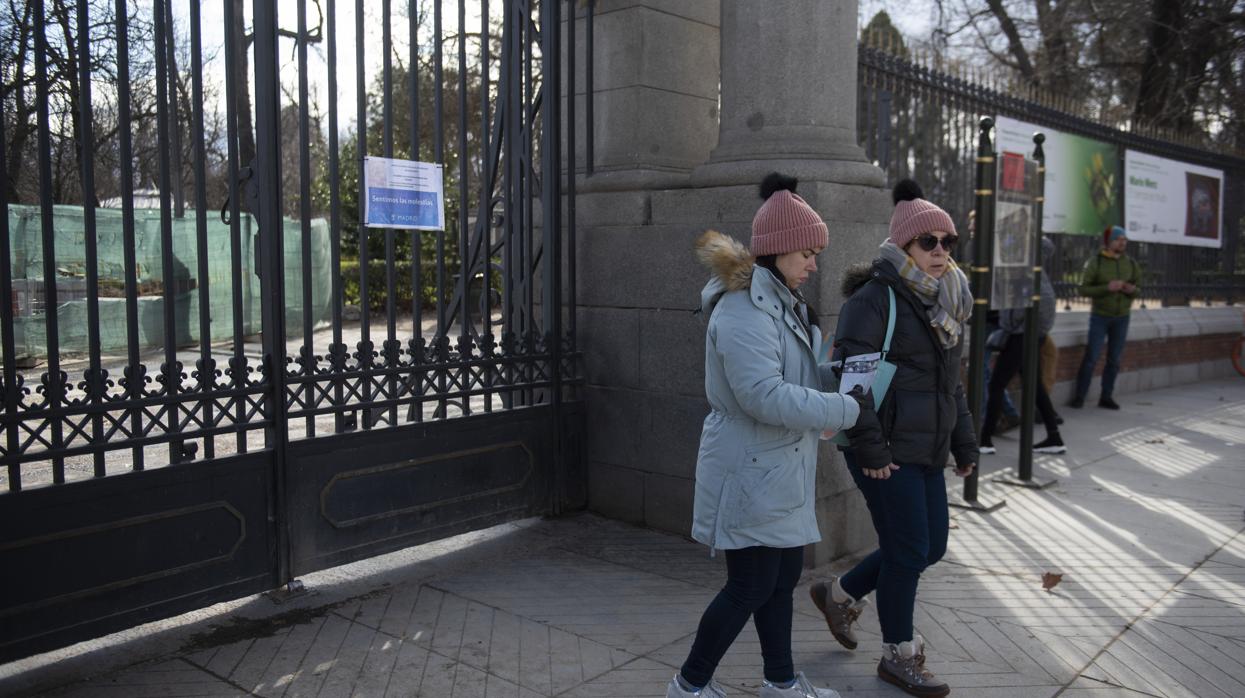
[691,231,861,550]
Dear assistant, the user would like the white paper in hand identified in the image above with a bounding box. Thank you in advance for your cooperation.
[839,352,882,395]
[819,352,882,441]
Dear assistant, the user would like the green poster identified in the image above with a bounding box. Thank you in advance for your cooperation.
[994,117,1122,236]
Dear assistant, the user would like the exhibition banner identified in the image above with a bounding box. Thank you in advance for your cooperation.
[994,116,1121,236]
[1123,150,1222,249]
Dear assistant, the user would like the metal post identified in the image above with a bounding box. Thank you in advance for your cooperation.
[999,133,1057,490]
[952,117,1004,513]
[252,0,294,588]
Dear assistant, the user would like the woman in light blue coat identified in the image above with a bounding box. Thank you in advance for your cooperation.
[666,174,866,698]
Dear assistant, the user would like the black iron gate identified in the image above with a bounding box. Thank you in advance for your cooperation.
[0,0,582,662]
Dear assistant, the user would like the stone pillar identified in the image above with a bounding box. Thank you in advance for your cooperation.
[577,0,891,567]
[692,0,883,187]
[566,1,720,191]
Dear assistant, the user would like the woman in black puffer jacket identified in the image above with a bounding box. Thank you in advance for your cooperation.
[808,180,978,698]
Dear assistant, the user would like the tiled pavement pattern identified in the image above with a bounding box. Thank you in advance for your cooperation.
[5,378,1245,697]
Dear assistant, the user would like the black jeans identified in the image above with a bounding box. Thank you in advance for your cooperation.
[980,332,1059,441]
[680,545,804,687]
[839,455,948,644]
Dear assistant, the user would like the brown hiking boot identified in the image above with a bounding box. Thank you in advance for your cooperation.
[878,637,949,697]
[809,577,865,650]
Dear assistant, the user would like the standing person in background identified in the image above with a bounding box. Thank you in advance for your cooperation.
[667,173,865,698]
[1069,226,1142,409]
[978,237,1066,455]
[810,180,978,698]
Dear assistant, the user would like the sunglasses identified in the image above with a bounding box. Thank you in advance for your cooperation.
[913,234,958,253]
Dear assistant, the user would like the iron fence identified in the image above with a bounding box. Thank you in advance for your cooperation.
[857,43,1245,308]
[0,0,583,493]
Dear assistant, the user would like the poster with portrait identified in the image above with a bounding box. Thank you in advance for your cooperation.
[991,153,1039,310]
[1123,151,1222,248]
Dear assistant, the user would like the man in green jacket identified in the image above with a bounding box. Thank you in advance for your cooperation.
[1069,225,1142,409]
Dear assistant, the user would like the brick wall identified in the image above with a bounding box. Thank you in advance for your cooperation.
[1053,332,1239,382]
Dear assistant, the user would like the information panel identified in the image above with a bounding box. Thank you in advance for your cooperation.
[1123,150,1222,249]
[363,157,445,231]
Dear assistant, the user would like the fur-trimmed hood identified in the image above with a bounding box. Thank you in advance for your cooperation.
[695,229,753,291]
[840,261,878,297]
[694,229,801,323]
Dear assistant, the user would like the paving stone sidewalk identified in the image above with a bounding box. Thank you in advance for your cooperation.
[3,378,1244,698]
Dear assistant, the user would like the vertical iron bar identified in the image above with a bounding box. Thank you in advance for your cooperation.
[523,0,534,406]
[481,0,491,340]
[585,0,594,175]
[541,0,564,512]
[253,0,293,587]
[77,0,105,475]
[566,0,577,346]
[163,0,184,218]
[410,0,422,338]
[964,117,994,504]
[154,0,181,465]
[223,0,247,453]
[356,0,372,428]
[297,0,315,438]
[457,0,470,415]
[34,0,65,483]
[328,0,345,433]
[434,0,447,337]
[0,91,18,490]
[189,0,214,460]
[383,0,398,426]
[116,0,143,469]
[499,0,516,412]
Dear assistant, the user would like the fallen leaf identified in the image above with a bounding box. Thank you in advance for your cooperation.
[1041,572,1063,591]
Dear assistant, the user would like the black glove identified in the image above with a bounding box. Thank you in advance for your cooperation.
[845,383,874,411]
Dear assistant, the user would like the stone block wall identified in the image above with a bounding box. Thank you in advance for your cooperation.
[578,183,892,566]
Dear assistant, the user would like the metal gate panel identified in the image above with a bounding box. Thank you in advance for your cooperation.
[0,0,581,664]
[286,407,555,575]
[0,452,277,663]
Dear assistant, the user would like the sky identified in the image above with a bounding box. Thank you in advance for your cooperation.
[858,0,938,41]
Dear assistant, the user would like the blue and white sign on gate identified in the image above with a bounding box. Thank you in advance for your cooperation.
[363,156,445,231]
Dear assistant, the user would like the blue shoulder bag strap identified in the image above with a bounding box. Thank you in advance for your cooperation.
[868,287,899,407]
[882,287,896,358]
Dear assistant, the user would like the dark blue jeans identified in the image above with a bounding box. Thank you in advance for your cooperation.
[1075,314,1131,401]
[839,454,948,645]
[681,545,803,687]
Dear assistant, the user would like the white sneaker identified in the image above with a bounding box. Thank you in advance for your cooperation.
[758,672,840,698]
[667,674,729,697]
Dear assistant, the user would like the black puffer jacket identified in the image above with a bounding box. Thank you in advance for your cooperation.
[833,259,979,470]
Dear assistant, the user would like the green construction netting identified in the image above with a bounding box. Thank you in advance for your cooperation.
[6,204,332,358]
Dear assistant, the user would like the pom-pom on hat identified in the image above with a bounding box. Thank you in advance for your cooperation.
[889,179,956,249]
[750,173,829,256]
[1103,225,1127,247]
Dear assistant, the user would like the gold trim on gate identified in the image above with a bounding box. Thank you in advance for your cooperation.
[971,266,990,272]
[1035,196,1046,202]
[974,189,993,196]
[974,299,989,305]
[975,156,995,163]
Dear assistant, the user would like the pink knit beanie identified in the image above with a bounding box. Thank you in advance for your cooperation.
[889,179,956,248]
[751,173,829,256]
